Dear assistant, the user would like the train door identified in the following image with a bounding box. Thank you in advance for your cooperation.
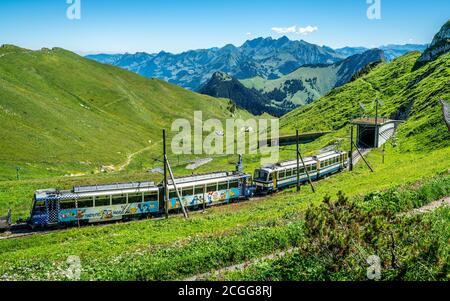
[47,200,60,225]
[273,172,278,190]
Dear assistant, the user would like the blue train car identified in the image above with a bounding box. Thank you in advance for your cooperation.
[30,182,160,228]
[165,171,253,211]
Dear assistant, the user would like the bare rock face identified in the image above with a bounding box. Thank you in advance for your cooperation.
[417,20,450,64]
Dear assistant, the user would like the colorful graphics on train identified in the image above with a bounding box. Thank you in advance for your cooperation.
[168,188,240,210]
[59,201,159,222]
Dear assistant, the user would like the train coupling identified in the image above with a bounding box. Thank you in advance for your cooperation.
[0,209,11,232]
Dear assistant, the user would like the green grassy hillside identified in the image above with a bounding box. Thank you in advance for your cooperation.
[241,65,338,106]
[0,45,254,180]
[241,49,385,109]
[280,51,450,152]
[1,35,450,281]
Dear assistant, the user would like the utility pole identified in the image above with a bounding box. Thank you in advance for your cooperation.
[163,129,169,219]
[296,130,300,192]
[352,141,374,173]
[382,143,386,164]
[349,127,354,172]
[375,100,379,148]
[297,143,315,193]
[166,160,189,219]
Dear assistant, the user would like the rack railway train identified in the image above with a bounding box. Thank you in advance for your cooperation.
[0,150,348,231]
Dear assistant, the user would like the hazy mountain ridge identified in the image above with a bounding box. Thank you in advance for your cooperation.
[335,44,427,61]
[199,49,385,116]
[86,36,345,90]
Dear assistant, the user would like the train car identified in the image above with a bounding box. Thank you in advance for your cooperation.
[165,171,253,211]
[253,150,349,194]
[253,156,319,194]
[29,182,160,228]
[314,151,349,178]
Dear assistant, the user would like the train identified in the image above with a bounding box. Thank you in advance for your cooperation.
[0,150,348,231]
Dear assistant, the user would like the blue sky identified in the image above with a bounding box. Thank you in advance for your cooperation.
[0,0,448,54]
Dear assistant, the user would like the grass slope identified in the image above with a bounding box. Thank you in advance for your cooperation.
[241,64,338,106]
[0,45,254,180]
[280,51,450,152]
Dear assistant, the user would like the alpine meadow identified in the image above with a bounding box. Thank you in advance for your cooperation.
[0,0,449,286]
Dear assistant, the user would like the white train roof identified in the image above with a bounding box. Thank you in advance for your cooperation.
[167,171,249,189]
[314,151,345,161]
[260,157,317,172]
[35,182,159,200]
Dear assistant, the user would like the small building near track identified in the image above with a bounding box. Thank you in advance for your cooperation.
[352,118,403,148]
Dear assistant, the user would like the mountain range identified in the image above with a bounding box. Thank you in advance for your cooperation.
[0,20,448,180]
[200,49,386,116]
[334,44,427,61]
[87,37,426,92]
[86,37,345,91]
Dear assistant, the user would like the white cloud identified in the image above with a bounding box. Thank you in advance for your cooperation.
[271,26,297,34]
[246,32,253,36]
[271,25,318,36]
[297,25,318,35]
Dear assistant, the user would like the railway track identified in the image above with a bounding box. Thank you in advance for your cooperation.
[0,152,367,241]
[0,198,262,241]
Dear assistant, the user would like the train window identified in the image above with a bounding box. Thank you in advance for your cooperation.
[254,170,267,181]
[77,198,94,208]
[182,186,194,197]
[218,182,228,191]
[60,200,76,210]
[312,165,317,171]
[194,186,205,194]
[33,200,46,211]
[207,183,217,192]
[112,195,127,205]
[279,170,286,179]
[95,196,111,207]
[194,186,205,195]
[169,190,178,199]
[286,169,292,177]
[269,173,274,181]
[128,194,143,204]
[144,192,158,202]
[229,181,239,188]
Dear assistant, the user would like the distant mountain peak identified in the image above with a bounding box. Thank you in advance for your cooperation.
[88,36,344,90]
[211,71,233,81]
[201,48,385,116]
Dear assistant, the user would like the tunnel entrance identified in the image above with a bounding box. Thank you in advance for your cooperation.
[352,118,402,149]
[357,125,376,148]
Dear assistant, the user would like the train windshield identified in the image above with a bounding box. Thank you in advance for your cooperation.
[254,170,268,181]
[32,200,47,214]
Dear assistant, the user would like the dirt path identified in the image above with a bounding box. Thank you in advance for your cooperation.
[184,247,300,281]
[403,196,450,217]
[117,146,153,171]
[186,195,450,281]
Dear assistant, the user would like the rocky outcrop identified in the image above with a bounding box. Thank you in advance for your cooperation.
[416,21,450,66]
